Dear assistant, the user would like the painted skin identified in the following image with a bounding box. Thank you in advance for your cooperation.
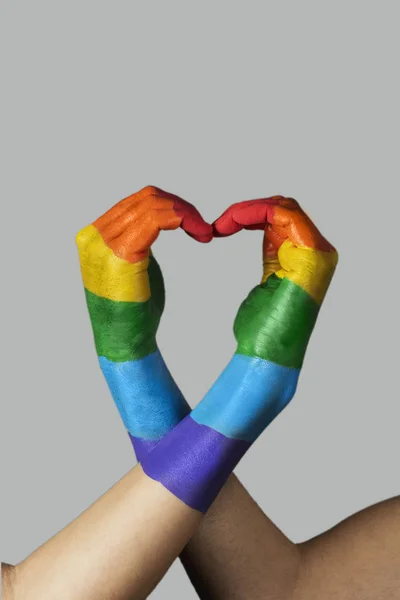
[141,197,338,511]
[77,191,337,513]
[76,186,212,459]
[220,197,338,368]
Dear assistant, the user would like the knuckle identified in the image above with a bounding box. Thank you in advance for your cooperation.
[141,185,160,196]
[75,227,90,249]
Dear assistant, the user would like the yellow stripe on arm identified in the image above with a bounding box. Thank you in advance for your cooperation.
[77,225,151,302]
[262,256,282,284]
[275,240,338,305]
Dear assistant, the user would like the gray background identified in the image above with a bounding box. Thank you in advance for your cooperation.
[1,2,399,598]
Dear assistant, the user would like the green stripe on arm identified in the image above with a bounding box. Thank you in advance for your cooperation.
[84,289,159,362]
[234,275,320,369]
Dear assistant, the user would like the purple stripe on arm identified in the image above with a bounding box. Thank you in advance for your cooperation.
[140,416,251,513]
[128,434,160,463]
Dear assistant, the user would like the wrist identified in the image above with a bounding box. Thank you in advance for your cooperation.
[191,353,299,443]
[99,349,190,443]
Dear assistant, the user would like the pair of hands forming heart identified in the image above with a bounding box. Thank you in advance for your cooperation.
[76,186,338,512]
[76,186,338,371]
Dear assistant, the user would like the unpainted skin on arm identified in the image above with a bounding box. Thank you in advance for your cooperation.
[182,479,400,600]
[3,195,399,599]
[2,473,400,600]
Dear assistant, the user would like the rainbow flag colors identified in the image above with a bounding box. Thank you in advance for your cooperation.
[141,197,338,512]
[76,188,212,462]
[78,191,337,515]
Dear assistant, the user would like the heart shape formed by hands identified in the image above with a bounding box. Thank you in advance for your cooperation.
[212,195,338,369]
[75,186,338,512]
[76,186,338,368]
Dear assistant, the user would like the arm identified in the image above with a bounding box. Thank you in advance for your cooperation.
[73,191,342,599]
[201,199,400,600]
[8,193,332,597]
[12,466,202,600]
[136,196,337,595]
[4,187,298,599]
[296,496,400,599]
[8,484,400,600]
[76,187,303,598]
[2,187,208,600]
[8,195,398,600]
[181,475,302,600]
[184,493,400,600]
[141,196,337,511]
[75,186,209,459]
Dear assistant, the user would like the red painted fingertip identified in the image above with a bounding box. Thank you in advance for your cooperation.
[213,200,278,236]
[174,199,213,243]
[212,216,241,237]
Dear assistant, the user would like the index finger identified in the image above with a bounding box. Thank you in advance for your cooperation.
[212,197,285,237]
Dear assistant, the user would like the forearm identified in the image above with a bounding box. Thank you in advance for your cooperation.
[73,191,339,600]
[76,190,308,598]
[183,196,338,599]
[100,347,189,458]
[295,496,400,600]
[105,349,302,599]
[185,492,400,600]
[14,465,202,600]
[80,229,294,596]
[164,353,301,599]
[135,354,303,597]
[182,474,302,600]
[89,268,302,597]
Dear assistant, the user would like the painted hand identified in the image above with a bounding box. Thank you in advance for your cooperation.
[76,186,212,362]
[76,186,212,456]
[185,197,339,444]
[214,196,338,369]
[122,196,339,513]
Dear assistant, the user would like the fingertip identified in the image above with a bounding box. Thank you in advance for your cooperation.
[211,214,237,237]
[200,224,214,243]
[212,200,278,235]
[212,223,227,237]
[193,230,214,243]
[173,198,214,243]
[186,222,214,243]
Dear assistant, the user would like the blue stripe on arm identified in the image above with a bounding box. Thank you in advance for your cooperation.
[99,350,190,441]
[191,354,300,442]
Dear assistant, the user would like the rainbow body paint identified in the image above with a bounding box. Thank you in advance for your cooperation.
[76,187,212,461]
[141,197,338,512]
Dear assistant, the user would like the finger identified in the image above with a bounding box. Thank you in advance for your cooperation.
[263,236,278,259]
[214,197,334,253]
[93,186,167,233]
[244,223,267,231]
[261,237,282,283]
[213,199,286,283]
[173,197,213,243]
[265,224,288,251]
[151,188,213,242]
[93,194,139,232]
[95,185,212,244]
[76,223,98,251]
[212,198,284,237]
[108,209,181,262]
[269,204,334,252]
[147,251,166,314]
[97,197,175,243]
[102,193,212,244]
